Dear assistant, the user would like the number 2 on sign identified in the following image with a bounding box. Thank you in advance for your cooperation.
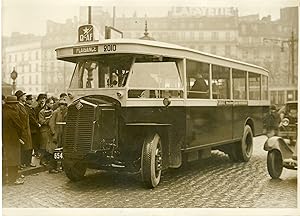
[104,44,116,52]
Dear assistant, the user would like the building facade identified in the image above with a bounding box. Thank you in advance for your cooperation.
[115,7,239,59]
[2,18,78,96]
[238,7,298,105]
[2,33,43,94]
[41,18,78,95]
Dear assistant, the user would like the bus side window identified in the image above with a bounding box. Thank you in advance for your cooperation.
[212,65,230,99]
[186,60,210,99]
[232,69,246,100]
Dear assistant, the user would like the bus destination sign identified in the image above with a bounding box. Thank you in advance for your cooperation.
[73,46,98,54]
[78,24,94,42]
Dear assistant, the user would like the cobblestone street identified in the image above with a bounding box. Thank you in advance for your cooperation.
[2,136,297,208]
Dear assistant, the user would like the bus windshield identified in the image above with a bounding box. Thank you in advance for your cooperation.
[70,55,133,89]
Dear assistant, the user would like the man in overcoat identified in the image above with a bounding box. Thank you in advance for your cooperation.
[33,93,47,157]
[25,94,40,159]
[48,99,68,173]
[263,105,281,137]
[2,96,24,185]
[15,90,33,168]
[38,98,54,166]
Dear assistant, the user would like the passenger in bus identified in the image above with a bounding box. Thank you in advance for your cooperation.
[190,73,209,98]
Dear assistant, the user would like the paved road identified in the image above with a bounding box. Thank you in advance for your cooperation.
[2,136,297,208]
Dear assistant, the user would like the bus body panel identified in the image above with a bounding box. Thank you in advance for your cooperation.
[186,105,233,147]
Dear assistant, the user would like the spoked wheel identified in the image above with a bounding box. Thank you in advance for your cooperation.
[64,160,87,182]
[141,133,162,188]
[267,149,283,179]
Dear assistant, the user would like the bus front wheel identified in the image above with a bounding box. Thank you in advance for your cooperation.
[141,133,162,188]
[64,160,87,181]
[236,125,253,162]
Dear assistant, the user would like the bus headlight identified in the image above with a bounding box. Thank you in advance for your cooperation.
[282,118,290,127]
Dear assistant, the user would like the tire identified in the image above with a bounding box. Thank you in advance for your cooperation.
[236,125,253,162]
[141,133,162,188]
[64,160,87,181]
[267,149,283,179]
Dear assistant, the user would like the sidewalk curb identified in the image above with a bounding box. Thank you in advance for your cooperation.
[19,165,48,176]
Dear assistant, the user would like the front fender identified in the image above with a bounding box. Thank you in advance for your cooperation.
[264,136,294,159]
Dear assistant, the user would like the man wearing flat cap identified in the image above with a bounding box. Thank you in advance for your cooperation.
[53,93,67,111]
[15,90,33,168]
[25,94,41,160]
[48,99,68,173]
[3,96,25,185]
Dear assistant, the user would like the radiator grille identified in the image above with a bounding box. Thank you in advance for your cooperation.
[64,103,95,157]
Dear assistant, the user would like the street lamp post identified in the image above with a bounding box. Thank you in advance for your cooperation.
[10,67,18,94]
[263,31,298,85]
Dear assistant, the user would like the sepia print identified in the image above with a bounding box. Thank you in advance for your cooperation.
[1,0,298,215]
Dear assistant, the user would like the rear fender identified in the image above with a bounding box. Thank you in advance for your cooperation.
[264,136,294,159]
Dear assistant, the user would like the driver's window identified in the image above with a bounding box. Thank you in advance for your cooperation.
[70,55,132,89]
[84,62,98,88]
[76,61,99,88]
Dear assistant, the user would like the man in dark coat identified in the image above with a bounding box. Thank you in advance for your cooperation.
[25,94,41,159]
[33,93,46,157]
[15,90,33,168]
[263,105,281,137]
[2,95,24,185]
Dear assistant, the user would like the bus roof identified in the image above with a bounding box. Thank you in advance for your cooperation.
[56,38,269,74]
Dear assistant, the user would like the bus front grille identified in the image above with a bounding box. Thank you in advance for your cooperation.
[64,103,95,157]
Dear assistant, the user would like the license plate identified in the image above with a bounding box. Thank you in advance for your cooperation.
[54,152,63,160]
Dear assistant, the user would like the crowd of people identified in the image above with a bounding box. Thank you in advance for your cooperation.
[2,91,73,185]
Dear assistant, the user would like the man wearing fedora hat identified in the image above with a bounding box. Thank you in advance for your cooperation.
[15,90,34,168]
[25,94,41,160]
[3,95,25,185]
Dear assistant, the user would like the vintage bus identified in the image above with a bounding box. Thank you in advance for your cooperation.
[55,25,270,188]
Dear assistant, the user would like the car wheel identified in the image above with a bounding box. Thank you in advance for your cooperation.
[267,149,283,179]
[64,160,87,181]
[141,133,162,188]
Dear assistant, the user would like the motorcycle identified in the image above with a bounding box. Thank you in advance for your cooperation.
[264,101,297,179]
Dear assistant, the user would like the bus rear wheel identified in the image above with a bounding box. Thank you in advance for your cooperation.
[235,125,253,162]
[141,133,162,188]
[64,160,87,181]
